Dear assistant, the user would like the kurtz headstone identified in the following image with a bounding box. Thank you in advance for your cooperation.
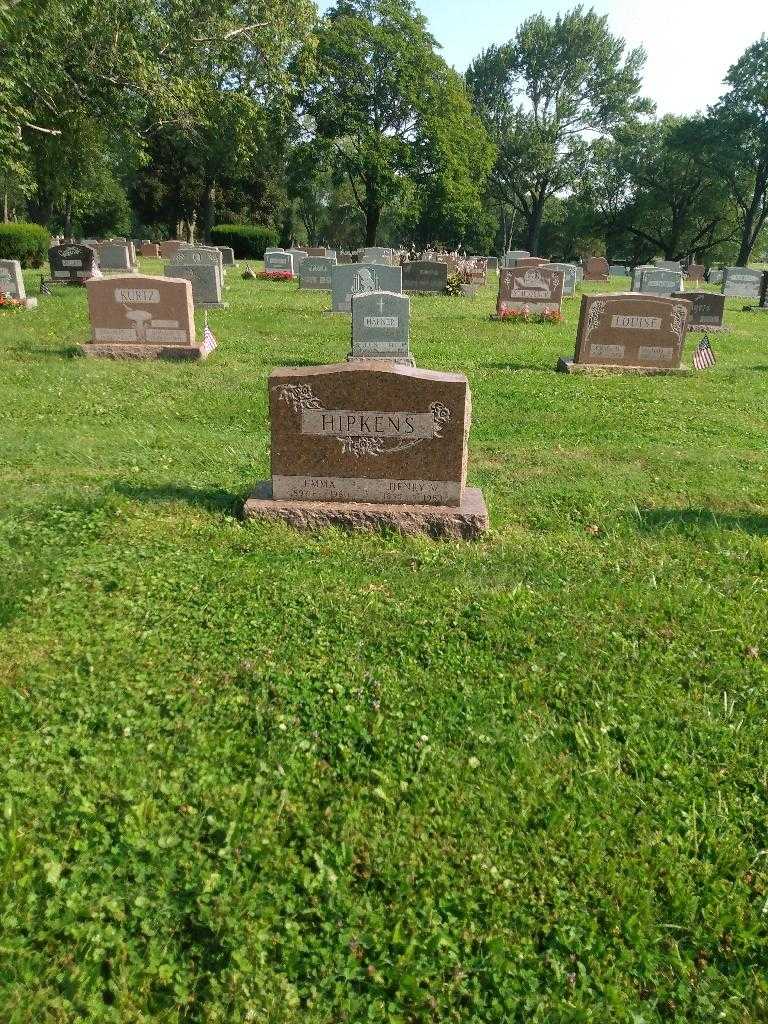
[80,274,215,360]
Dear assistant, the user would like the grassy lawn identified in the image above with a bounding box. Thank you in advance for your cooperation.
[1,262,767,1023]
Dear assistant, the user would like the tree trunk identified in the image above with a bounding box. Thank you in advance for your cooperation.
[365,203,380,246]
[526,199,545,255]
[63,196,72,238]
[202,179,216,242]
[2,191,7,223]
[737,167,768,265]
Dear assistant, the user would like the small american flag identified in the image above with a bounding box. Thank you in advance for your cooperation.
[693,334,716,370]
[40,276,51,295]
[202,312,217,354]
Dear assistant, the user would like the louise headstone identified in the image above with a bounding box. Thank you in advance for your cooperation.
[349,291,413,365]
[48,244,100,284]
[80,274,215,360]
[0,259,37,308]
[496,266,564,316]
[331,263,403,313]
[638,268,684,297]
[299,256,336,290]
[402,260,448,294]
[672,291,726,331]
[558,293,691,374]
[722,267,762,299]
[242,362,488,539]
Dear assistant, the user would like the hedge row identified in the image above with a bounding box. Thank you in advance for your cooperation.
[0,223,51,267]
[210,224,279,259]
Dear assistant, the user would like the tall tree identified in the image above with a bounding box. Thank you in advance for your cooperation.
[466,6,651,254]
[308,0,492,245]
[707,36,768,266]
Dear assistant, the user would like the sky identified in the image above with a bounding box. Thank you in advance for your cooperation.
[317,0,767,116]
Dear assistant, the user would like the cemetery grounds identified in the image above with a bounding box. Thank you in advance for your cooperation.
[1,262,767,1022]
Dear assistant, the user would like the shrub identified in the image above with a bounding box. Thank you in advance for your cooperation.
[0,223,51,267]
[256,271,294,282]
[210,224,278,259]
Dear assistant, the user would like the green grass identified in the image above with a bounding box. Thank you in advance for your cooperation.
[1,263,767,1023]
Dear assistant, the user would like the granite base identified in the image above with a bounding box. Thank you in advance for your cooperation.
[556,357,688,375]
[79,339,216,361]
[242,481,489,540]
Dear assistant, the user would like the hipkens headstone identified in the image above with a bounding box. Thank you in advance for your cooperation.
[402,260,448,294]
[331,263,403,313]
[558,293,691,373]
[349,291,413,365]
[0,259,37,308]
[48,243,100,284]
[299,256,336,290]
[496,265,564,316]
[242,362,488,538]
[80,274,215,360]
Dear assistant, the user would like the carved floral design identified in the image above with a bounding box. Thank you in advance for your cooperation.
[585,300,607,342]
[670,304,687,340]
[278,383,323,414]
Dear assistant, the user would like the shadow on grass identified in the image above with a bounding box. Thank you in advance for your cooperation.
[270,357,319,367]
[635,507,768,536]
[7,343,82,358]
[115,483,242,516]
[484,361,552,372]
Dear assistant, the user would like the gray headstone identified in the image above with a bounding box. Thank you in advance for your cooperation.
[708,269,723,285]
[289,248,308,268]
[48,244,100,283]
[0,259,26,302]
[548,263,577,296]
[362,247,392,264]
[485,257,499,272]
[216,246,236,267]
[654,260,682,272]
[609,264,628,277]
[331,263,403,313]
[638,268,683,296]
[299,256,336,290]
[722,267,762,299]
[402,260,448,294]
[164,263,223,308]
[672,291,725,328]
[264,251,295,274]
[96,242,134,273]
[350,290,412,363]
[506,250,530,260]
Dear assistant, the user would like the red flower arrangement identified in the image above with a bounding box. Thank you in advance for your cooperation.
[257,270,295,282]
[0,291,24,311]
[495,306,563,324]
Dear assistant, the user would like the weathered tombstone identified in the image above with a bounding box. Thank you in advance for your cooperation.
[485,257,499,273]
[242,362,488,538]
[654,259,682,272]
[557,293,691,374]
[0,259,37,308]
[140,242,161,258]
[722,267,763,299]
[609,264,628,277]
[638,268,684,296]
[164,257,224,309]
[708,269,723,285]
[630,265,655,291]
[506,250,530,260]
[496,265,564,317]
[402,260,448,294]
[548,263,577,297]
[264,247,285,255]
[177,245,224,281]
[362,247,392,264]
[330,263,403,313]
[575,266,584,284]
[672,291,727,331]
[289,248,308,269]
[264,251,295,275]
[48,243,100,284]
[306,246,327,257]
[299,256,336,290]
[583,256,609,281]
[349,291,413,365]
[216,246,236,267]
[96,241,136,274]
[80,274,215,360]
[687,263,705,281]
[159,239,185,259]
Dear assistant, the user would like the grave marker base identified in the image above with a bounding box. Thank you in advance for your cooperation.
[78,340,216,361]
[556,357,688,375]
[242,480,488,540]
[347,355,416,367]
[687,324,730,332]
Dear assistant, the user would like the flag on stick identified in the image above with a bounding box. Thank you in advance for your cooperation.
[693,334,716,370]
[202,311,217,354]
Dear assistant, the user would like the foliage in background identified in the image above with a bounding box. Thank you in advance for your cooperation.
[0,222,50,266]
[210,224,279,259]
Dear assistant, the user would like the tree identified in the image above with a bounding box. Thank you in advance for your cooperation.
[466,6,651,254]
[708,36,768,265]
[308,0,492,245]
